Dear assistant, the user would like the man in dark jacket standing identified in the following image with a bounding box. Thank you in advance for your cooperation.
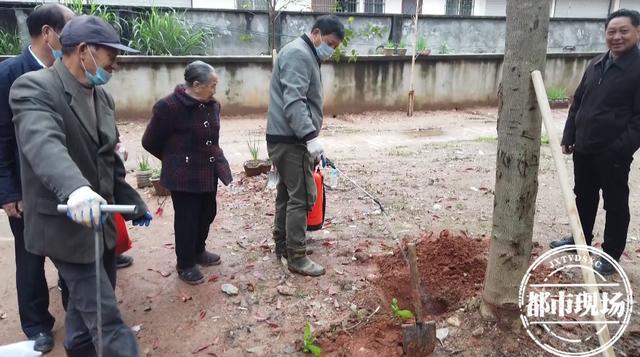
[266,15,343,277]
[551,9,640,275]
[0,4,74,352]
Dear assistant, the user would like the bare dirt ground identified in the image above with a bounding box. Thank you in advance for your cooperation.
[1,107,639,356]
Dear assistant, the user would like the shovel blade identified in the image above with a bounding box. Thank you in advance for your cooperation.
[402,321,437,356]
[266,170,279,189]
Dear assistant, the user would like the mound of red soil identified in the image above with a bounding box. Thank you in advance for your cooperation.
[321,230,490,356]
[376,230,489,318]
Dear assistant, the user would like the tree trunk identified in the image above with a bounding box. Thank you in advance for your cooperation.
[268,7,275,52]
[480,0,552,328]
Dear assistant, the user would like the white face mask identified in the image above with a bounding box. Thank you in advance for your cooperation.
[316,42,334,61]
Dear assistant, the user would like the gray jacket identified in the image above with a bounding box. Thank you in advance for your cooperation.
[266,35,323,144]
[10,60,147,264]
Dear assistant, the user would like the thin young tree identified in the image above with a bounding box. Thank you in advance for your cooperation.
[266,0,307,52]
[480,0,552,327]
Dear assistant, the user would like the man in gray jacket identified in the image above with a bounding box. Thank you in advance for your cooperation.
[10,16,151,356]
[266,15,344,277]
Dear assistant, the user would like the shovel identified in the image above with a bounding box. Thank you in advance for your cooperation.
[266,166,279,190]
[402,243,437,356]
[57,204,137,357]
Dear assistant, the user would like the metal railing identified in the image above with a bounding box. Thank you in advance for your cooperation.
[236,0,268,11]
[312,0,358,13]
[364,0,384,14]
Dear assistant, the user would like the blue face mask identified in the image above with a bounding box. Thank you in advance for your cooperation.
[48,31,62,60]
[49,45,63,61]
[82,48,112,86]
[316,42,335,61]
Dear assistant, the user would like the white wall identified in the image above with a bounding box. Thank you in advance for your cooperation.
[422,0,446,15]
[473,0,487,16]
[386,0,402,13]
[193,0,235,9]
[619,0,640,10]
[554,0,610,18]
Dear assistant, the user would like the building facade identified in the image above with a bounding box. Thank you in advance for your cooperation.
[2,0,639,16]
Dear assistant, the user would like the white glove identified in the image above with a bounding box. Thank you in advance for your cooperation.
[66,186,107,227]
[306,137,324,161]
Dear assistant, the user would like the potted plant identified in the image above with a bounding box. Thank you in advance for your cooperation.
[135,156,153,188]
[438,41,451,54]
[547,87,570,109]
[396,39,408,56]
[243,137,262,177]
[150,167,170,196]
[259,158,272,174]
[383,40,395,56]
[416,36,431,56]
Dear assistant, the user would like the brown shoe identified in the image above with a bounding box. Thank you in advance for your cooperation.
[196,251,221,266]
[287,253,325,277]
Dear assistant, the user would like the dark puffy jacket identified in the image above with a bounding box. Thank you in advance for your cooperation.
[142,85,232,192]
[562,47,640,157]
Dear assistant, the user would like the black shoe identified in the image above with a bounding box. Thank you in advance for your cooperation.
[65,339,96,357]
[549,236,575,249]
[30,331,54,353]
[196,251,221,266]
[116,254,134,269]
[177,265,205,285]
[593,258,616,275]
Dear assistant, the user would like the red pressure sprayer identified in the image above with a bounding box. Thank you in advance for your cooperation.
[307,167,325,231]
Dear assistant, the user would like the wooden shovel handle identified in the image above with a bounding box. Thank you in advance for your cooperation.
[407,243,423,322]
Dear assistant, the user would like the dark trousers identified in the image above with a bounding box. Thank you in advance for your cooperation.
[10,216,56,337]
[573,151,632,260]
[51,245,136,356]
[58,250,115,311]
[267,143,316,254]
[171,190,217,269]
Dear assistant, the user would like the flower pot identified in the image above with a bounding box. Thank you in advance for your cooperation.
[396,48,408,56]
[258,160,272,174]
[243,160,262,177]
[418,49,431,56]
[383,48,395,56]
[135,170,153,188]
[151,178,170,196]
[549,99,570,109]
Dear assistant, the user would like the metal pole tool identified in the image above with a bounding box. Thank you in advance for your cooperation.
[57,204,137,357]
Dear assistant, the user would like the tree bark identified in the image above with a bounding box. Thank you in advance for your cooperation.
[480,0,552,328]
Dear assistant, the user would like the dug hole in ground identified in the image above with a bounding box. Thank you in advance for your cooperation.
[0,108,639,356]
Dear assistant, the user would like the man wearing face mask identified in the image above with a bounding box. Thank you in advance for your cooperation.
[266,15,344,277]
[10,15,151,356]
[0,4,74,353]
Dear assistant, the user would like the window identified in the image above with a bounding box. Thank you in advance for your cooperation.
[446,0,474,15]
[335,0,358,12]
[364,0,385,13]
[237,0,268,10]
[312,0,358,12]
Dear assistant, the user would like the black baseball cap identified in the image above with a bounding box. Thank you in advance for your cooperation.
[60,15,139,53]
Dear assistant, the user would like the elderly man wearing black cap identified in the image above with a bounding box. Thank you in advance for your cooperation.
[0,4,74,352]
[9,15,151,357]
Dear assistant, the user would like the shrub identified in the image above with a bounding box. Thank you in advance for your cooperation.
[0,30,21,55]
[127,7,213,56]
[547,87,567,101]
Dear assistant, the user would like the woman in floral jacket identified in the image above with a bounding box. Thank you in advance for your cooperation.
[142,61,232,285]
